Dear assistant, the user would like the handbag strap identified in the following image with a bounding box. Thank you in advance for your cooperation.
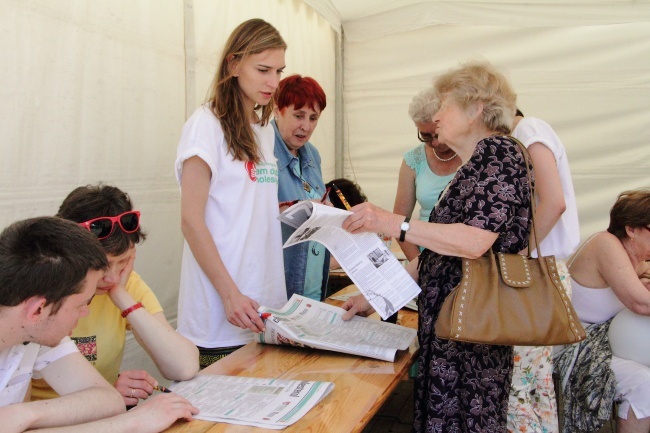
[508,136,543,258]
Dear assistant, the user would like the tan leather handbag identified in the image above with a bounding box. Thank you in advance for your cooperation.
[434,138,586,346]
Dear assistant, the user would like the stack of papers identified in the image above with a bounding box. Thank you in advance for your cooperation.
[169,375,333,429]
[258,294,417,362]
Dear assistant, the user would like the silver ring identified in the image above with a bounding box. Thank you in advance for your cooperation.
[130,388,136,398]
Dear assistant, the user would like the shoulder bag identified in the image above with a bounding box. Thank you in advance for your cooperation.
[434,138,586,346]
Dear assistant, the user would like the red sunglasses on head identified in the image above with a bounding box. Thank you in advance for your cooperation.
[78,210,141,240]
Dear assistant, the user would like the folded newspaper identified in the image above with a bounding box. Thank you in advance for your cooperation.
[279,201,421,319]
[169,374,333,429]
[257,294,417,362]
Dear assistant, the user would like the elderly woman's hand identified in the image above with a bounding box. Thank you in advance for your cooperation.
[342,202,402,235]
[341,295,374,320]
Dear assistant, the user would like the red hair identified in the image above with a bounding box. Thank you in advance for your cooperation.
[275,75,326,113]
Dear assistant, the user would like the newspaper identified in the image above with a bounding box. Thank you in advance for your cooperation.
[329,290,419,312]
[279,201,421,319]
[169,374,333,429]
[257,294,417,362]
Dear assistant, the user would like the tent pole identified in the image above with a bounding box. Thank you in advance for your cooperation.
[183,0,197,119]
[334,28,344,178]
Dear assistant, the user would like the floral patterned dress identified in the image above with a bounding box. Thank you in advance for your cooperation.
[414,136,532,433]
[507,260,571,433]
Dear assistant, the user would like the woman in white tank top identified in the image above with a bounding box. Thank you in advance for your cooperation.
[565,189,650,433]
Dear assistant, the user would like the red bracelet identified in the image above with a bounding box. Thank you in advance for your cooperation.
[279,200,299,208]
[121,302,144,318]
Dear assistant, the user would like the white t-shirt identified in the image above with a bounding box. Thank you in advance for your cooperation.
[175,106,287,348]
[0,338,78,406]
[512,117,580,260]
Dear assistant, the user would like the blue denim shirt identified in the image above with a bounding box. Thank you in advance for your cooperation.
[273,120,330,300]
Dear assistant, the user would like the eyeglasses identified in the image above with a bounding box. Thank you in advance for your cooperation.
[417,131,434,143]
[78,210,141,240]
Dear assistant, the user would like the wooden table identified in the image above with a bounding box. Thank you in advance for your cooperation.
[164,285,419,433]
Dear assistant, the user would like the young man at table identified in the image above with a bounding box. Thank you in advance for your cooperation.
[0,217,198,432]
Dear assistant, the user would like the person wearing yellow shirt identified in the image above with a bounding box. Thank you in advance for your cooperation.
[1,216,198,433]
[31,184,199,406]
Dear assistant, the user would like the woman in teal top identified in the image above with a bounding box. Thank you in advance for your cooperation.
[393,88,462,261]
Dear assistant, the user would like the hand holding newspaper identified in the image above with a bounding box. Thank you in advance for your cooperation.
[279,201,421,319]
[257,294,417,362]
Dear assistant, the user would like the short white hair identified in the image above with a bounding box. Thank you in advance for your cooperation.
[408,87,437,123]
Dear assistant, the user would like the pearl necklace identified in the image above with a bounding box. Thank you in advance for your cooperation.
[432,148,457,162]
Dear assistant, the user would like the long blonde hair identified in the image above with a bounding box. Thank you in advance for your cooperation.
[207,19,286,163]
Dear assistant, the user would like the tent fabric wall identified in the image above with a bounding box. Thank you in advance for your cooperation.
[0,0,336,382]
[339,2,650,239]
[1,0,648,384]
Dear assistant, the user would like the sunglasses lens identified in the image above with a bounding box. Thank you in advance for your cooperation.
[120,212,139,232]
[89,219,114,239]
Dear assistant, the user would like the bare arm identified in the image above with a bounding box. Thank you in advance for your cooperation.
[572,233,650,315]
[596,236,650,315]
[0,352,124,432]
[392,160,421,261]
[343,202,498,259]
[129,311,199,380]
[180,156,265,333]
[23,393,198,433]
[107,252,198,382]
[526,142,566,252]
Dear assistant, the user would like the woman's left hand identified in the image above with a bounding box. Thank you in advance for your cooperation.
[342,202,400,235]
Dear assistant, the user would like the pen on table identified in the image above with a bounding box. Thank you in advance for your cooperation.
[321,186,331,203]
[331,183,351,210]
[154,385,172,393]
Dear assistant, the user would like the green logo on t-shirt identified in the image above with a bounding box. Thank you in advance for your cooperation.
[255,162,278,184]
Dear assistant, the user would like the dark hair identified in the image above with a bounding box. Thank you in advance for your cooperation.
[325,178,367,209]
[607,188,650,239]
[275,74,326,113]
[515,108,524,117]
[0,217,107,314]
[57,183,146,256]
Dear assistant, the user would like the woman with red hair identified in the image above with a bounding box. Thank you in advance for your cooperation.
[274,74,330,301]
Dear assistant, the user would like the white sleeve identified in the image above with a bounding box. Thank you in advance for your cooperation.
[32,337,79,378]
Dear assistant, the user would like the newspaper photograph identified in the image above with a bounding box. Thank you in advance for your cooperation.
[257,294,417,362]
[279,201,421,319]
[169,374,334,429]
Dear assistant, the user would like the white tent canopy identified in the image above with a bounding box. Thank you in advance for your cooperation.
[1,0,649,380]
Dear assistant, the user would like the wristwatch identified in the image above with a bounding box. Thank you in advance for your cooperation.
[399,217,411,242]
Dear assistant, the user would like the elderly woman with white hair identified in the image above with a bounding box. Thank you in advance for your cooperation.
[341,61,532,432]
[393,88,462,261]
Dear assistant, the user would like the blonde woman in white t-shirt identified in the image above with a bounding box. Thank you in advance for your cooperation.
[175,19,288,369]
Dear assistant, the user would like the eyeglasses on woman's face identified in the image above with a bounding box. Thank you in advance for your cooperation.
[417,131,434,143]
